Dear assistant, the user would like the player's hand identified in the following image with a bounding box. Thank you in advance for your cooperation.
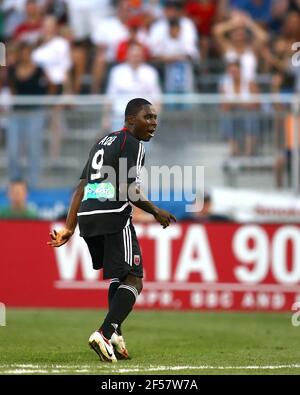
[153,209,176,229]
[47,228,73,247]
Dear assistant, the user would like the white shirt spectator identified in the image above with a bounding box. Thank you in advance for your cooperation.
[1,0,45,38]
[32,37,72,85]
[150,18,198,93]
[158,36,198,59]
[64,0,113,41]
[106,62,161,116]
[225,49,257,83]
[92,17,148,62]
[149,17,199,58]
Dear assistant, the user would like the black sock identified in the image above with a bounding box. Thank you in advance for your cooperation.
[108,279,122,335]
[101,284,138,340]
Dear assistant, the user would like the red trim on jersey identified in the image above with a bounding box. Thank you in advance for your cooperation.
[120,129,127,152]
[113,127,127,136]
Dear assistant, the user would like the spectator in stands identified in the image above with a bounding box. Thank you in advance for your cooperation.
[149,0,199,62]
[116,15,149,63]
[213,9,268,82]
[268,0,289,34]
[184,191,232,222]
[261,36,295,94]
[64,0,113,93]
[219,57,260,156]
[32,15,72,159]
[91,0,143,93]
[0,178,38,218]
[280,10,300,45]
[274,113,300,189]
[7,42,48,188]
[185,0,217,37]
[150,16,198,100]
[32,15,72,94]
[13,0,44,44]
[1,0,28,39]
[280,11,300,94]
[104,43,161,132]
[229,0,272,27]
[263,11,300,95]
[184,0,218,61]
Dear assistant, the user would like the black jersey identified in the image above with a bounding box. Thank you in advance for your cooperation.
[78,128,145,237]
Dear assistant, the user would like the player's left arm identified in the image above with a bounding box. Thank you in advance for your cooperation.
[127,184,176,228]
[121,140,176,228]
[48,179,85,247]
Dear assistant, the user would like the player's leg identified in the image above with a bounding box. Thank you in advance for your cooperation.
[107,276,138,360]
[101,273,142,336]
[98,221,143,359]
[108,273,140,360]
[101,273,142,360]
[100,221,143,336]
[108,278,122,335]
[84,236,117,362]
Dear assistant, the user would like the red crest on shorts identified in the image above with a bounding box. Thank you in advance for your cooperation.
[134,255,140,265]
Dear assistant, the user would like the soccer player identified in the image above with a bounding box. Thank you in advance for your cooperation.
[48,98,176,363]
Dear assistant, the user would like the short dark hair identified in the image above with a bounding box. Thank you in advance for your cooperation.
[125,98,152,118]
[10,178,27,185]
[8,178,28,191]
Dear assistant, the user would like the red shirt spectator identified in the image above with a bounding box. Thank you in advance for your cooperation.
[116,16,149,62]
[13,0,43,44]
[184,0,217,36]
[13,20,43,43]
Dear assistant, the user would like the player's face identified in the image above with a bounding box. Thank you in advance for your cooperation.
[134,105,158,141]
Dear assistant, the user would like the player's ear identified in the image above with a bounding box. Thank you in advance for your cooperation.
[127,115,135,125]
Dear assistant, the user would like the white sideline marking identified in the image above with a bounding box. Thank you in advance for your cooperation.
[113,364,300,373]
[3,369,90,374]
[1,363,300,374]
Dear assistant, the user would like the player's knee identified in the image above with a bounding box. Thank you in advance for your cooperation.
[123,274,143,294]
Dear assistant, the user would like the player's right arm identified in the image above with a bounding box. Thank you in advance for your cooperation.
[48,179,86,247]
[48,153,91,247]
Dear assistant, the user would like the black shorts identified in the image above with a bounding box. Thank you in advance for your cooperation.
[83,221,143,280]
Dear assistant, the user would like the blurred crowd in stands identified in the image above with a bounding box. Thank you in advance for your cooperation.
[1,0,300,96]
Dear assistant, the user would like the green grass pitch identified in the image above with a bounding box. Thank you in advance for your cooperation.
[0,309,300,375]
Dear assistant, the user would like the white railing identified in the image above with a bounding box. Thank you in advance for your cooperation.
[1,93,300,105]
[0,94,300,192]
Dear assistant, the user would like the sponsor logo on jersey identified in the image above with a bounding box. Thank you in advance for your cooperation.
[83,182,115,200]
